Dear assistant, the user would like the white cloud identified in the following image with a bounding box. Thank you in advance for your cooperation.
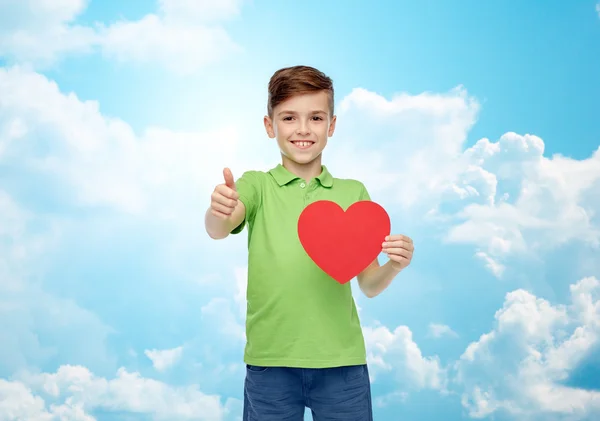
[0,0,244,73]
[0,188,115,376]
[0,178,240,414]
[98,14,239,75]
[0,379,54,421]
[474,251,505,277]
[445,134,600,276]
[596,2,600,18]
[0,65,260,393]
[0,66,255,217]
[334,87,600,277]
[233,267,247,320]
[373,390,408,408]
[145,346,184,372]
[428,323,459,339]
[363,323,446,391]
[196,267,247,344]
[9,364,239,421]
[332,86,481,208]
[158,0,245,23]
[47,402,95,421]
[454,276,600,420]
[0,0,96,68]
[201,298,246,343]
[0,187,56,286]
[0,375,96,421]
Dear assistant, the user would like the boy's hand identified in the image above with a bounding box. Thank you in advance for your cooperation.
[210,168,240,220]
[382,235,414,271]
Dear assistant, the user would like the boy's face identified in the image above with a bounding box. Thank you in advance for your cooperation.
[264,90,336,167]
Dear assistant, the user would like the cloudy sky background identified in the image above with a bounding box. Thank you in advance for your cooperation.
[1,1,600,420]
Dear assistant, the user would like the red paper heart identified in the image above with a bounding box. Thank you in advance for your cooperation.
[298,200,391,284]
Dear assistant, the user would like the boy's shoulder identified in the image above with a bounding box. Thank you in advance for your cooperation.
[236,169,269,183]
[330,174,368,189]
[239,169,268,177]
[331,175,365,184]
[329,174,371,201]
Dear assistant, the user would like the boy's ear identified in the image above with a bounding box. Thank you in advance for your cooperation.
[264,115,275,138]
[328,115,337,137]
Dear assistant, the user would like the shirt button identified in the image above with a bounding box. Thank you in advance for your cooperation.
[300,182,306,188]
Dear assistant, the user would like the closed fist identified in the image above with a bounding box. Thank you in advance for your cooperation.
[210,168,240,220]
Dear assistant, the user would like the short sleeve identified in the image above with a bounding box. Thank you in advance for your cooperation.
[230,171,262,234]
[358,182,371,202]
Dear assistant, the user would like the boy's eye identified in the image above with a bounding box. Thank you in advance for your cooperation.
[281,116,323,121]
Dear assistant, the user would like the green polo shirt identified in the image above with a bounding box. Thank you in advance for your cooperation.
[231,163,371,368]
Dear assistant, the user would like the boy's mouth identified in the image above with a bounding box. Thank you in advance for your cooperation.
[290,141,315,149]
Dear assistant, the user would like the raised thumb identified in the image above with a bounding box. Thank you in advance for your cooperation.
[223,167,236,190]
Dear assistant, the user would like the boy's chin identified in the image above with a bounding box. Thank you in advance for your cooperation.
[287,152,322,165]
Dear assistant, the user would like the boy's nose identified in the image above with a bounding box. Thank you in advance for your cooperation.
[296,125,310,135]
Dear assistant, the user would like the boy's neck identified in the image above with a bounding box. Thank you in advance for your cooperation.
[281,155,323,183]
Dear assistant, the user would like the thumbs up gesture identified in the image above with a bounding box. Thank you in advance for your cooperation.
[210,168,240,220]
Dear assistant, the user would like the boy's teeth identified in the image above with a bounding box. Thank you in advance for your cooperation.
[294,141,312,147]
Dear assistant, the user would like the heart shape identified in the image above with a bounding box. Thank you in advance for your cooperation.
[298,200,391,284]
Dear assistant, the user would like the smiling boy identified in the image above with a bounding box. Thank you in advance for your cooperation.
[205,65,414,420]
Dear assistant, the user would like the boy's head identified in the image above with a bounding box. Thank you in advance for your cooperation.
[267,65,334,118]
[264,65,337,168]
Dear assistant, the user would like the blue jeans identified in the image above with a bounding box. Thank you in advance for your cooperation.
[243,364,373,420]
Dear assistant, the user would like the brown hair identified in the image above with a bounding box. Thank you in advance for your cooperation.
[267,65,334,118]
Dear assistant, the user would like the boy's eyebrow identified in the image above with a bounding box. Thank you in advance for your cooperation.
[277,110,328,116]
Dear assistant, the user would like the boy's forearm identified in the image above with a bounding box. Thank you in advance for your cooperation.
[204,208,236,239]
[358,260,402,298]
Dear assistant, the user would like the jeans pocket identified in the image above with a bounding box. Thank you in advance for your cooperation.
[343,364,365,382]
[246,364,269,373]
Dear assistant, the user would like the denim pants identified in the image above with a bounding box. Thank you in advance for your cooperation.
[243,363,373,420]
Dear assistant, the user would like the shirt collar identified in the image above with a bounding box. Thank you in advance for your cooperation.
[268,163,333,188]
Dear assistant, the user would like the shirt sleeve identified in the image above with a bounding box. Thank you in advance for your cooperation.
[230,171,262,234]
[358,181,371,202]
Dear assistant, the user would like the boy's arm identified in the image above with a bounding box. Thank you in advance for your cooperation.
[357,259,402,298]
[205,201,246,239]
[358,234,414,297]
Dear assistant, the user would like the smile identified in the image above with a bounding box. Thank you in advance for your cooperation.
[290,141,315,149]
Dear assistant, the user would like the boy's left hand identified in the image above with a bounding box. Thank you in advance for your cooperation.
[382,235,414,271]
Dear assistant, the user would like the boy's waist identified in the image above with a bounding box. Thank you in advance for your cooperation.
[243,354,368,369]
[245,314,365,355]
[244,322,366,367]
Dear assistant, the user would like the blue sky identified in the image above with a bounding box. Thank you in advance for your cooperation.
[0,1,599,420]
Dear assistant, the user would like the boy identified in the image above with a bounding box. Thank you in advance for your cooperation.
[205,65,414,420]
